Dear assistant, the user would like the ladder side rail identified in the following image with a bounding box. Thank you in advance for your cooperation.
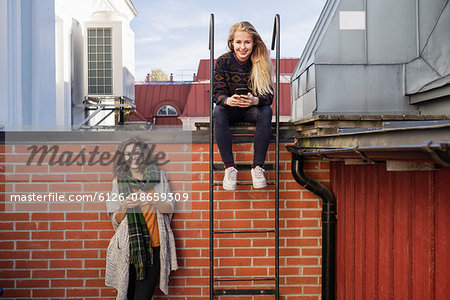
[209,13,215,300]
[271,14,281,300]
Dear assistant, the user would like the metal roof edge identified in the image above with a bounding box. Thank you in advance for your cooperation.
[286,141,450,166]
[293,120,450,154]
[292,0,340,80]
[336,120,450,135]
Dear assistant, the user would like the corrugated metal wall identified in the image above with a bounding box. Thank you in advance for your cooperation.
[331,162,450,300]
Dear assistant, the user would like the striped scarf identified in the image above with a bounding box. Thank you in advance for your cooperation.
[118,164,161,280]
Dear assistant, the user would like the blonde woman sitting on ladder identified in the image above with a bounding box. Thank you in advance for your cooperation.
[213,21,274,190]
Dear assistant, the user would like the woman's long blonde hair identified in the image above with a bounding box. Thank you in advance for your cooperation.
[228,21,273,96]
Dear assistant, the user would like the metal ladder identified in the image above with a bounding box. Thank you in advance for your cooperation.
[209,14,281,299]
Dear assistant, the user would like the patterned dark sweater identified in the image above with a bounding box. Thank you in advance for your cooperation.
[213,51,273,107]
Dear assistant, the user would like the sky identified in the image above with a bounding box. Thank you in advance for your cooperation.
[130,0,327,82]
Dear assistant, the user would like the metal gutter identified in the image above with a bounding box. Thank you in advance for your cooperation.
[289,150,336,300]
[297,125,450,149]
[287,142,450,167]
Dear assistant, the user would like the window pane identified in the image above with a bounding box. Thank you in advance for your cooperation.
[157,105,178,116]
[88,27,113,95]
[168,107,176,115]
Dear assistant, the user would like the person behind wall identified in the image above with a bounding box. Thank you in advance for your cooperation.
[213,21,274,190]
[105,138,178,300]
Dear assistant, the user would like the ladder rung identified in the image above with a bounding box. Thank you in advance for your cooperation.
[213,134,277,138]
[213,133,277,139]
[229,134,277,139]
[212,181,275,186]
[213,164,274,170]
[213,229,275,234]
[213,289,276,295]
[214,277,276,282]
[231,133,256,136]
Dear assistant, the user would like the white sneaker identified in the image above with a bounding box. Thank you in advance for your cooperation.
[223,167,238,190]
[251,166,267,189]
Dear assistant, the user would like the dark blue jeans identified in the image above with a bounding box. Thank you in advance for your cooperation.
[213,105,272,165]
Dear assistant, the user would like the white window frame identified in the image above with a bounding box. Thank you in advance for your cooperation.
[87,27,113,95]
[157,105,178,116]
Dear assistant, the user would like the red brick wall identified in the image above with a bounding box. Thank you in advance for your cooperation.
[0,142,327,299]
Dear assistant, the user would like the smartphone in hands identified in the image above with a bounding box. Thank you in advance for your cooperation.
[235,88,249,96]
[232,88,252,106]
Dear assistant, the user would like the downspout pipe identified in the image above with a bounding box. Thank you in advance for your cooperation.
[291,152,336,300]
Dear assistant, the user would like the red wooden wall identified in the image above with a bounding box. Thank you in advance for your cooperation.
[331,162,450,300]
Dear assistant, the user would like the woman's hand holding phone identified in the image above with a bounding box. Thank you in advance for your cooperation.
[225,88,258,107]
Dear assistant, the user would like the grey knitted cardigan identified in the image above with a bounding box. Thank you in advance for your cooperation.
[105,170,178,299]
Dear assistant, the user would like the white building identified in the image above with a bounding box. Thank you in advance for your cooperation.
[0,0,137,130]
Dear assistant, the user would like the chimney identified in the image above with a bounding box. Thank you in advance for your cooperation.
[170,73,173,82]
